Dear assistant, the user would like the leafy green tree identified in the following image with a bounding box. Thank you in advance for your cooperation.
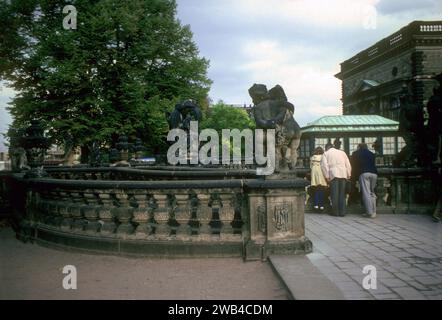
[200,101,255,132]
[0,0,211,158]
[200,101,255,156]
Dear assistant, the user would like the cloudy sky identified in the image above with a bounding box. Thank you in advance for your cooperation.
[1,0,441,152]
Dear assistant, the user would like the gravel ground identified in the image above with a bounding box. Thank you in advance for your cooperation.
[0,227,289,300]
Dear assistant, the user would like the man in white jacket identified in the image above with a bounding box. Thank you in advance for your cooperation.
[321,143,352,216]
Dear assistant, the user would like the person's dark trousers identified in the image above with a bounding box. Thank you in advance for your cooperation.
[314,186,325,208]
[330,178,347,216]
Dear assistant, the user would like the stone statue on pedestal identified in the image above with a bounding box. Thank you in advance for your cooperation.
[428,71,442,223]
[248,84,301,172]
[396,85,424,167]
[8,127,29,172]
[10,146,28,172]
[426,73,442,165]
[166,100,202,131]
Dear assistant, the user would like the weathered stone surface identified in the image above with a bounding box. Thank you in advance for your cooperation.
[9,169,311,259]
[249,84,302,172]
[269,255,344,300]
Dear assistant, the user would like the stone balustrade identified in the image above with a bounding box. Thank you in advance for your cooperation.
[3,166,439,259]
[301,167,439,215]
[6,168,311,260]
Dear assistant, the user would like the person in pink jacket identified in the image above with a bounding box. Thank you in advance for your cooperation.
[320,142,352,216]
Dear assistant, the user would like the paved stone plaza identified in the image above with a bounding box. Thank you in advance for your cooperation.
[305,213,442,300]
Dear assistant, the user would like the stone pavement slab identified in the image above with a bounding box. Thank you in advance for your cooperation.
[305,213,442,300]
[268,255,345,300]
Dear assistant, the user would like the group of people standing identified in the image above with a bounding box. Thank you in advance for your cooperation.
[309,141,378,218]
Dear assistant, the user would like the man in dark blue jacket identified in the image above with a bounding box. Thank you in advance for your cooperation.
[352,143,378,218]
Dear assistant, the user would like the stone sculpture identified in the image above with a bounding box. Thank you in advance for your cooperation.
[396,86,424,167]
[166,99,202,131]
[8,127,29,172]
[248,84,301,172]
[10,146,28,172]
[426,73,442,165]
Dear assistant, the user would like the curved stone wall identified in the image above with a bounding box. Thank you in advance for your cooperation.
[9,167,311,260]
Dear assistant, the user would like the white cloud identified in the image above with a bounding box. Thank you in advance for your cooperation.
[238,40,341,125]
[377,0,441,15]
[235,0,380,28]
[176,0,442,127]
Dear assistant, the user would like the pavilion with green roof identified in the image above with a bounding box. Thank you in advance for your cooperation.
[298,115,404,167]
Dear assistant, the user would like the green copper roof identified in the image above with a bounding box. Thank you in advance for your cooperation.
[301,115,399,133]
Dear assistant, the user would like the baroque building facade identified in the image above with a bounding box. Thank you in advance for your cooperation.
[335,21,442,121]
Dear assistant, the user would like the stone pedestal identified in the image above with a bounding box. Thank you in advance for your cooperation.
[244,178,312,261]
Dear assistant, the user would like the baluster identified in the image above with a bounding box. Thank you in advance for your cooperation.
[59,191,73,230]
[49,190,62,226]
[188,193,200,236]
[153,194,170,239]
[133,191,150,238]
[384,176,392,206]
[46,190,58,226]
[375,177,385,206]
[98,192,117,234]
[114,191,134,235]
[83,189,100,233]
[36,190,50,223]
[146,196,157,238]
[219,193,235,239]
[378,176,392,213]
[175,194,191,239]
[168,195,178,236]
[231,193,244,238]
[209,194,222,236]
[41,190,55,225]
[70,191,86,231]
[197,193,211,240]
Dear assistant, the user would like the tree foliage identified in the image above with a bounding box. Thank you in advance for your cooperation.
[0,0,211,155]
[200,101,255,156]
[200,101,255,133]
